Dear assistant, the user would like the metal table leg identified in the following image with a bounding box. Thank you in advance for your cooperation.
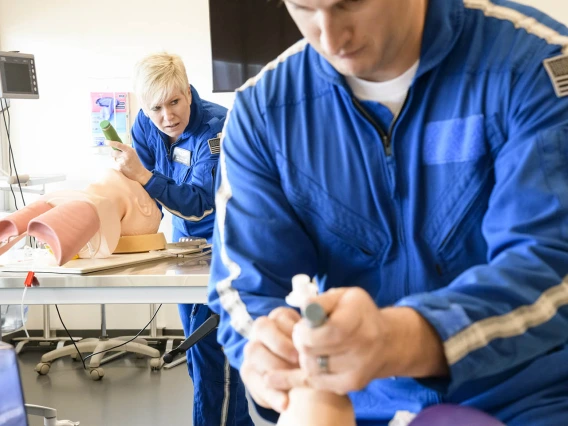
[12,305,81,354]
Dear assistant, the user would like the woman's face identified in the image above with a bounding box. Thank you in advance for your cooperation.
[147,87,192,142]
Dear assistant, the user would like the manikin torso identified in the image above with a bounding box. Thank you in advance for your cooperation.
[0,169,162,265]
[40,169,162,260]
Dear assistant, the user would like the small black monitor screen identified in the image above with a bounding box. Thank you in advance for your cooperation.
[4,63,32,93]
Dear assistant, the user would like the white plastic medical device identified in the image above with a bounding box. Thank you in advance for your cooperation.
[286,274,318,309]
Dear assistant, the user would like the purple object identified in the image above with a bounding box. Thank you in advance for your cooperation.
[409,404,505,426]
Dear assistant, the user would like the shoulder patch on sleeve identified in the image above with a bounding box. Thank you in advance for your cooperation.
[544,54,568,98]
[207,137,220,154]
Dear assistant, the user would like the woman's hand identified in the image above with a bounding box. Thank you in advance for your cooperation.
[107,141,152,185]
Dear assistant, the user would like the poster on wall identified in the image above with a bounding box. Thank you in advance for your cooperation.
[90,92,130,147]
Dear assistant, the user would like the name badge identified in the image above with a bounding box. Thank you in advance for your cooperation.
[172,147,191,166]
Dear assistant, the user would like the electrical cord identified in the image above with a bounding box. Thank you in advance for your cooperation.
[0,99,20,209]
[20,286,30,339]
[54,303,163,370]
[1,103,160,367]
[5,100,26,208]
[1,98,36,246]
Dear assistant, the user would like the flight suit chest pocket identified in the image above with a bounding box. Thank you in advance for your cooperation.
[277,153,387,265]
[189,161,217,203]
[173,163,191,184]
[172,147,192,183]
[420,115,499,276]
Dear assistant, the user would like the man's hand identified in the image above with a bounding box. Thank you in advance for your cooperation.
[107,141,152,185]
[240,307,302,413]
[265,287,449,395]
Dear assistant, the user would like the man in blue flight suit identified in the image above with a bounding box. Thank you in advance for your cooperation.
[108,52,253,426]
[208,0,568,424]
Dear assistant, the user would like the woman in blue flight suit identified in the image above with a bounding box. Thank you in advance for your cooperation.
[108,52,253,426]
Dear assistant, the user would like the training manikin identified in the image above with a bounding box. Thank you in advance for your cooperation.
[0,169,162,265]
[277,276,357,426]
[276,387,355,426]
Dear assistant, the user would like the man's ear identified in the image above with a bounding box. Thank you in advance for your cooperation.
[187,86,192,103]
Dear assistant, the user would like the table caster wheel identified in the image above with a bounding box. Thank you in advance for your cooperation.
[150,358,161,370]
[89,368,104,380]
[35,362,51,375]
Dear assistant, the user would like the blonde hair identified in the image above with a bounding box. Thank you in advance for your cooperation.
[133,52,190,111]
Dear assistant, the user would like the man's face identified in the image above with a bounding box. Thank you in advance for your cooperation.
[147,87,191,142]
[284,0,423,82]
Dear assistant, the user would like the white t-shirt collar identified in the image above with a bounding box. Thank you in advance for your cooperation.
[346,61,420,117]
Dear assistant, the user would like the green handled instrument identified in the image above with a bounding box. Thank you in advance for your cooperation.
[100,120,122,151]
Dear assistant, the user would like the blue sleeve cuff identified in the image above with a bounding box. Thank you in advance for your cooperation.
[396,293,472,342]
[252,403,280,424]
[396,293,476,393]
[143,171,169,199]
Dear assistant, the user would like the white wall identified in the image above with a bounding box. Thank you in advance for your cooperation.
[0,0,567,332]
[0,0,234,187]
[0,0,235,331]
[516,0,568,24]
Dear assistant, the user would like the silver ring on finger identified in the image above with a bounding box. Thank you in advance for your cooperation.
[317,355,330,374]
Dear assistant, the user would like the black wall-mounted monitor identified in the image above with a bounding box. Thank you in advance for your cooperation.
[0,51,39,100]
[209,0,303,92]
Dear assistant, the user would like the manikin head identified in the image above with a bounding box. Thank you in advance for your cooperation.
[133,52,192,143]
[45,169,162,261]
[284,0,428,82]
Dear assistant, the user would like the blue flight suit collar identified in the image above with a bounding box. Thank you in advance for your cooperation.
[312,0,465,89]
